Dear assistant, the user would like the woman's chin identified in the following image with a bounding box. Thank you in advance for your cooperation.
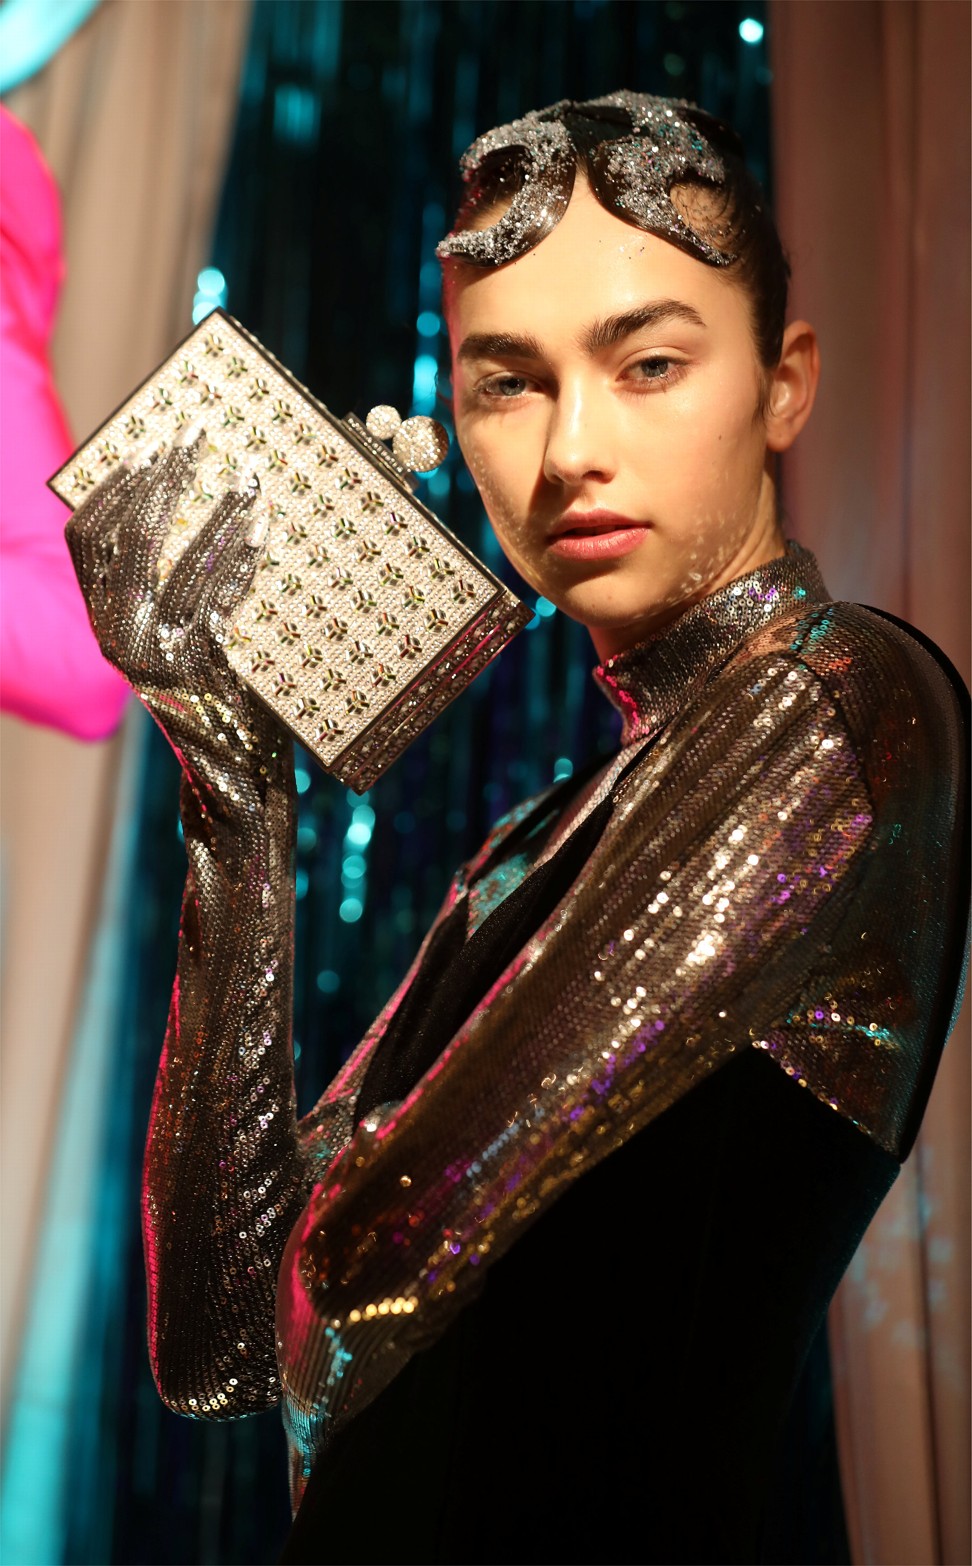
[550,581,693,642]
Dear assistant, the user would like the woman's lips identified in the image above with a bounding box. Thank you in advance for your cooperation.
[546,514,651,561]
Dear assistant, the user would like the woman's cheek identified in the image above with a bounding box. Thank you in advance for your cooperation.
[487,511,544,588]
[458,471,528,581]
[464,440,532,549]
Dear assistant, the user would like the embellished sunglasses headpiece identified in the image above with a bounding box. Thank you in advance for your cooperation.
[435,89,744,269]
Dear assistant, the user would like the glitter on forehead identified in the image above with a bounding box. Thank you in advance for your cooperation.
[436,90,736,269]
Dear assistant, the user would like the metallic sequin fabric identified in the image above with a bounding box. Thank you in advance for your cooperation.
[435,90,737,268]
[66,470,967,1517]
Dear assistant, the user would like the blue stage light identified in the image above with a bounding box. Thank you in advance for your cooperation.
[0,0,100,94]
[197,266,227,297]
[273,82,320,145]
[192,264,228,325]
[412,353,439,413]
[739,17,764,44]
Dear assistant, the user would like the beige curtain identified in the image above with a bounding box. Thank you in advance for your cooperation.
[770,4,970,1563]
[0,0,251,1421]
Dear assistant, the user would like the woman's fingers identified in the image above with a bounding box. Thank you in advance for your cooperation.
[159,474,259,625]
[65,463,136,585]
[67,466,151,647]
[66,435,196,611]
[194,488,265,628]
[127,439,203,588]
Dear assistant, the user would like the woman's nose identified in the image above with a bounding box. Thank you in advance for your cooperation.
[542,383,615,488]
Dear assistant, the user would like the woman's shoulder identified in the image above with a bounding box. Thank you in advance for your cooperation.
[731,597,968,769]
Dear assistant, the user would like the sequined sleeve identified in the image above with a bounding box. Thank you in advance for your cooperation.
[142,761,470,1419]
[142,768,303,1416]
[275,605,967,1495]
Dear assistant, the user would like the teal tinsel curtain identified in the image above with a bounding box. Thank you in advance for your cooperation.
[7,6,803,1564]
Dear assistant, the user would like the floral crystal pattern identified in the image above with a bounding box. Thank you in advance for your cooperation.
[50,311,531,788]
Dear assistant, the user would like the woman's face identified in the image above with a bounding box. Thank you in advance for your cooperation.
[447,178,785,659]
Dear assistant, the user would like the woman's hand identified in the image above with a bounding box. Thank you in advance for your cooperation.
[65,432,292,821]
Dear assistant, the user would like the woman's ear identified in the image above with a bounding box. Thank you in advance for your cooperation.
[764,320,820,452]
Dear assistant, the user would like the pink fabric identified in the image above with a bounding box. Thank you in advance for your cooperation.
[0,105,128,740]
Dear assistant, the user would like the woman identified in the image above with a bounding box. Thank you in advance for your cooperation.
[68,94,968,1564]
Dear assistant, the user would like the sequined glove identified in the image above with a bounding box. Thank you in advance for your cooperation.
[64,436,291,832]
[67,438,306,1415]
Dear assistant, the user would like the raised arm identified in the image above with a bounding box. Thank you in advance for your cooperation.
[68,442,312,1416]
[68,436,500,1422]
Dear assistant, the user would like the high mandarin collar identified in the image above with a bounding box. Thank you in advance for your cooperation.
[593,542,831,746]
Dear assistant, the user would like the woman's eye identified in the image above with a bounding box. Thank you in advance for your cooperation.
[627,356,679,385]
[477,374,530,400]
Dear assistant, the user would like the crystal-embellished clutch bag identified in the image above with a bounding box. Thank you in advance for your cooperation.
[48,309,531,791]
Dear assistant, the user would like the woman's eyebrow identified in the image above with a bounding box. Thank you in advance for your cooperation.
[456,330,545,364]
[581,299,708,353]
[456,301,707,367]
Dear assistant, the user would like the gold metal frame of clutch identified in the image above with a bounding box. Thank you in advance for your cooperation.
[48,309,532,791]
